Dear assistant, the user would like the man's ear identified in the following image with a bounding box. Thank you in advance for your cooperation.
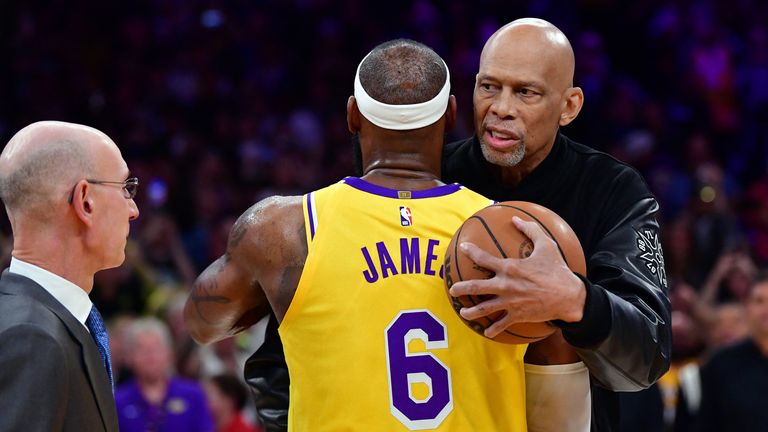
[347,96,361,134]
[559,87,584,126]
[445,95,457,131]
[71,180,95,227]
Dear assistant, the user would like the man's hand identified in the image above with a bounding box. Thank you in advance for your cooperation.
[448,216,586,338]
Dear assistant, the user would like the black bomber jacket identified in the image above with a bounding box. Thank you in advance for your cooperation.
[443,132,672,431]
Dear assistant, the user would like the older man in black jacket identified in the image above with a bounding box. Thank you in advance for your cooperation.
[445,18,669,431]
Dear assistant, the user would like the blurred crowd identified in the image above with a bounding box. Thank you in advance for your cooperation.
[2,0,768,430]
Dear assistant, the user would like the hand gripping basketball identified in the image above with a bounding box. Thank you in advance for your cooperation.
[444,201,586,344]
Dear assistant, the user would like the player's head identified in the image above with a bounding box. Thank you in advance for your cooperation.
[473,18,584,170]
[347,39,456,175]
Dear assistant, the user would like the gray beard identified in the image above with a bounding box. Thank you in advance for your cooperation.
[479,138,526,167]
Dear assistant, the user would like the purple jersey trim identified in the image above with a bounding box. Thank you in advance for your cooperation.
[342,177,461,199]
[306,192,316,239]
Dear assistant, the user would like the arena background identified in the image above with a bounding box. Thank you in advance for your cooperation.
[1,1,768,430]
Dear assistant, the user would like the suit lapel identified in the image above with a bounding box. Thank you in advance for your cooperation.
[0,271,118,431]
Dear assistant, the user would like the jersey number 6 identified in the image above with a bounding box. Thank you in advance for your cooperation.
[385,309,453,430]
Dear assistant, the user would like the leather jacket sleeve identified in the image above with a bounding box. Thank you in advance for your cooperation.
[556,196,671,391]
[243,314,289,432]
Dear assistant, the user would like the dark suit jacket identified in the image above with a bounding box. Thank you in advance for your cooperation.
[0,270,118,431]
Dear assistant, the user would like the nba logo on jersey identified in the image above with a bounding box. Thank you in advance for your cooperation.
[400,206,413,226]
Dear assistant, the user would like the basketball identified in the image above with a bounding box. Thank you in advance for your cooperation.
[444,201,586,344]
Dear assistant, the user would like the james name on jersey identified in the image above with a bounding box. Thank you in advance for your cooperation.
[360,237,445,283]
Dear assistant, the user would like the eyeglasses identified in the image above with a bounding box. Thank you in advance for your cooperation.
[68,177,139,204]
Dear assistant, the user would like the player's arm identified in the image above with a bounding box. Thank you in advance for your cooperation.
[184,203,270,345]
[524,331,591,432]
[184,196,303,345]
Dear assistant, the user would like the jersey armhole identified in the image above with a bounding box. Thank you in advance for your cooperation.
[286,192,320,330]
[303,192,319,244]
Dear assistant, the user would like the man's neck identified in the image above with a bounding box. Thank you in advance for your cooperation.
[492,164,528,187]
[11,248,95,293]
[359,129,444,190]
[362,168,443,191]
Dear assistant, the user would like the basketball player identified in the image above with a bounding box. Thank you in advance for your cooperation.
[185,39,589,431]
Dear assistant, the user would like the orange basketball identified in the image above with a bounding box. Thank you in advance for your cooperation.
[444,201,586,344]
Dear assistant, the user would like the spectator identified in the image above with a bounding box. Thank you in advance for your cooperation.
[204,374,262,432]
[116,317,214,432]
[708,302,749,348]
[108,313,137,385]
[695,272,768,431]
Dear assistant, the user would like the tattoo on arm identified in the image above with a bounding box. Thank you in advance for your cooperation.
[190,260,232,325]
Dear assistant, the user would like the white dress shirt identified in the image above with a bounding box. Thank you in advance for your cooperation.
[9,257,92,329]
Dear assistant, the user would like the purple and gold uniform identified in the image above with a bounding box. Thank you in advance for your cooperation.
[279,177,528,431]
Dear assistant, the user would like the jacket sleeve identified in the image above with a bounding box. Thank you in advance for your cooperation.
[556,196,672,391]
[0,323,69,431]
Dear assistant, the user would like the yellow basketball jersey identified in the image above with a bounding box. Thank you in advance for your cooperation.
[280,177,528,432]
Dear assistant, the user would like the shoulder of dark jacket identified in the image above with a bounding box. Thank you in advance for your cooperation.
[559,133,656,201]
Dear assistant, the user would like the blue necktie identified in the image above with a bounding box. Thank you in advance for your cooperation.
[86,305,114,390]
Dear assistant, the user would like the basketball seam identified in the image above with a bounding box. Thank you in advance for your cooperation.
[451,223,487,321]
[471,215,509,259]
[494,204,571,268]
[453,222,465,282]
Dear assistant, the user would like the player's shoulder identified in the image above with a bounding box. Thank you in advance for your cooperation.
[235,195,304,235]
[229,195,306,265]
[455,184,493,205]
[244,195,304,217]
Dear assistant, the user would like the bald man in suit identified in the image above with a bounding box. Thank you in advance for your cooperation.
[0,121,139,431]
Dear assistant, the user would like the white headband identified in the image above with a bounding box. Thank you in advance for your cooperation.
[353,53,451,130]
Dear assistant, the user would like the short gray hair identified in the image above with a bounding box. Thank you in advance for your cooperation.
[124,316,174,352]
[0,139,93,213]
